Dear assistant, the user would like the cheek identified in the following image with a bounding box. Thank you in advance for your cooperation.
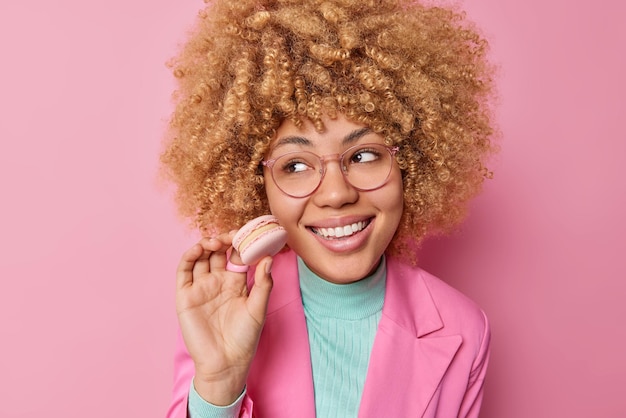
[264,175,281,212]
[385,170,404,208]
[265,184,281,216]
[384,175,405,228]
[265,181,302,223]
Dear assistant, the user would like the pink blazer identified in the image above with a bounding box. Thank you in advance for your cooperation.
[167,250,490,418]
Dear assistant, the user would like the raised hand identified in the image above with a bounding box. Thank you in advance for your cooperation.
[175,232,274,405]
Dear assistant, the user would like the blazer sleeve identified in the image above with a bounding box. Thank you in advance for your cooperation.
[458,310,492,418]
[166,329,255,418]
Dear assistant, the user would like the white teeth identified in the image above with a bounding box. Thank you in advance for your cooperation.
[314,221,368,239]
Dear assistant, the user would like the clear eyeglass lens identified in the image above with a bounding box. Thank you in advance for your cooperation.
[268,143,394,198]
[271,152,321,197]
[342,144,392,189]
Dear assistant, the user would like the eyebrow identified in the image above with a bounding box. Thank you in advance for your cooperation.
[273,127,372,150]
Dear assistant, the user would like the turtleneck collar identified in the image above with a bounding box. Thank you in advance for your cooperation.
[297,256,386,320]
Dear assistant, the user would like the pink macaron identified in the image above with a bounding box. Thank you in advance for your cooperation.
[232,215,288,265]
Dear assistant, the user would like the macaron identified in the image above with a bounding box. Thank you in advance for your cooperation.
[232,215,288,265]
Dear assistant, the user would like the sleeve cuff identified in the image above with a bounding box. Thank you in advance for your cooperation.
[187,378,245,418]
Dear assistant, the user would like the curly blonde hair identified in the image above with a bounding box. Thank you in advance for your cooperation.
[160,0,496,262]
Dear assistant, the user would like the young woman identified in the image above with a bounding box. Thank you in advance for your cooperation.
[161,1,496,417]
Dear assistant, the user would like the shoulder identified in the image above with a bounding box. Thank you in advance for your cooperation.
[385,256,489,341]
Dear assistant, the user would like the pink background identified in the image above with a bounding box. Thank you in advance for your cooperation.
[0,0,624,417]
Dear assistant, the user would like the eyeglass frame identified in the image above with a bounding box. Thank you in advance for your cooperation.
[261,143,400,198]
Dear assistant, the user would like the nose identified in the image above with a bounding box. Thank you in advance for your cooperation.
[310,159,359,208]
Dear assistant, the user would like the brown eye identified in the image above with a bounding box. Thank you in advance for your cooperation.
[349,148,381,164]
[280,159,312,174]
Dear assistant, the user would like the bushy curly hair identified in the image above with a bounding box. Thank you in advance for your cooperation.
[160,0,497,262]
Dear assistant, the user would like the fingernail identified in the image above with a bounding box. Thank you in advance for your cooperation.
[265,259,273,275]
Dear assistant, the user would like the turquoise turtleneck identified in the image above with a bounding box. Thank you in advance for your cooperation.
[298,256,386,417]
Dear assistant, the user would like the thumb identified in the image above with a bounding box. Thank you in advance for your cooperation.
[246,256,274,322]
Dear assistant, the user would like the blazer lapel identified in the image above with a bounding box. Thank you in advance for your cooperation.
[359,258,462,417]
[246,251,316,418]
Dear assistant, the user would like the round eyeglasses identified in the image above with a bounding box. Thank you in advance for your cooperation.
[262,143,399,198]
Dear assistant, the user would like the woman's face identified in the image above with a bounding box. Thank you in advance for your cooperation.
[264,114,404,284]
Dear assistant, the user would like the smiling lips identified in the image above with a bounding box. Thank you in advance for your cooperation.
[310,220,371,239]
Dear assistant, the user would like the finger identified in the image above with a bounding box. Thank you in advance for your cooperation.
[221,245,249,277]
[224,229,245,270]
[246,256,274,322]
[189,235,243,280]
[206,231,238,272]
[208,245,230,273]
[228,246,245,268]
[197,236,224,253]
[176,243,204,289]
[217,230,236,246]
[191,237,221,276]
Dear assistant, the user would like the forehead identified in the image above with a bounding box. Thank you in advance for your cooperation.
[271,115,381,154]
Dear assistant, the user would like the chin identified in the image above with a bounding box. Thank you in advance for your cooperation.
[306,256,382,284]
